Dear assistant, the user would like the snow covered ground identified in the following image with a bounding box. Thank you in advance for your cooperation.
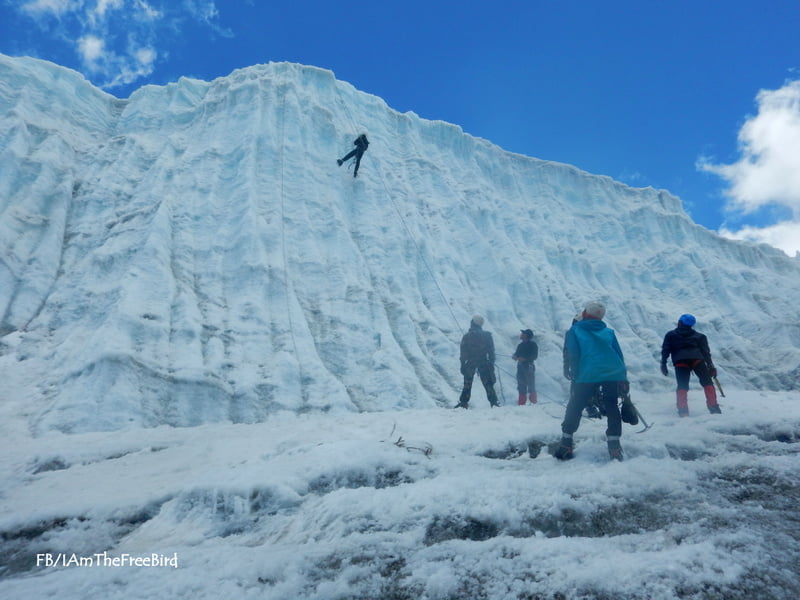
[1,350,799,599]
[1,54,799,599]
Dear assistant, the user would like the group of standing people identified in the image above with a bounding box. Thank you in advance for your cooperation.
[335,134,724,462]
[454,317,540,410]
[455,302,721,462]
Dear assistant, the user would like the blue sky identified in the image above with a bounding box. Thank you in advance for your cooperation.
[2,0,799,256]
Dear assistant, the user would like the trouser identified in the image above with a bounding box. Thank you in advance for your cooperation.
[561,381,622,439]
[675,360,717,410]
[674,360,713,389]
[340,149,364,175]
[459,364,499,406]
[516,363,536,395]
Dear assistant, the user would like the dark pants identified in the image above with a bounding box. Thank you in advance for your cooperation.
[516,363,536,394]
[459,363,499,406]
[340,149,364,175]
[561,381,622,438]
[675,360,712,390]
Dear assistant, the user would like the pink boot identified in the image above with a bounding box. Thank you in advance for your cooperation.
[704,385,721,414]
[518,393,526,406]
[528,392,538,404]
[676,389,689,417]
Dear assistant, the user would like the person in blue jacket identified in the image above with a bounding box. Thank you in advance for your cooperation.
[555,300,628,461]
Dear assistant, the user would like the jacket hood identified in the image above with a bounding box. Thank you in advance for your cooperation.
[575,319,607,332]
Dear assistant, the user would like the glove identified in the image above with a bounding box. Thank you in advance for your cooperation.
[709,365,717,378]
[660,363,669,376]
[618,381,630,395]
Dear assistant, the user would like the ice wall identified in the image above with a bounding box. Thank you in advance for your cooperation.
[1,54,798,434]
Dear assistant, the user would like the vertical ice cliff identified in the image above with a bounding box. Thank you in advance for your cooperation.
[1,54,798,434]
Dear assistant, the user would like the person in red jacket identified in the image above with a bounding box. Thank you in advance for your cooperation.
[660,314,721,417]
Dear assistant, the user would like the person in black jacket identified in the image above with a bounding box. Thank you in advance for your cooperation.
[513,328,538,404]
[337,133,369,177]
[454,315,499,408]
[661,313,721,416]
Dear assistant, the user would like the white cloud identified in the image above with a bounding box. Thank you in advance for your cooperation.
[135,46,156,68]
[14,0,225,89]
[700,80,800,258]
[77,34,105,67]
[182,0,233,37]
[719,223,800,258]
[183,0,218,23]
[91,0,124,22]
[133,0,161,20]
[20,0,74,17]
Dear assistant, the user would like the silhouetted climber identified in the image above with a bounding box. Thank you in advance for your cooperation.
[337,133,369,177]
[454,315,500,409]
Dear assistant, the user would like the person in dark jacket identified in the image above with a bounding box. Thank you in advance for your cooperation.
[555,301,628,461]
[661,314,721,416]
[513,329,538,404]
[337,133,369,177]
[455,315,499,409]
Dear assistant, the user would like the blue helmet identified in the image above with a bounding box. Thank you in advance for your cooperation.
[679,314,696,327]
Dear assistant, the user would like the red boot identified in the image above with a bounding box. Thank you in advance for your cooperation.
[518,393,526,406]
[704,385,721,414]
[528,392,538,404]
[676,389,689,417]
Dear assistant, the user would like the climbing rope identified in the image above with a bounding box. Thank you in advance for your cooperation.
[333,81,463,336]
[276,77,307,405]
[332,80,521,405]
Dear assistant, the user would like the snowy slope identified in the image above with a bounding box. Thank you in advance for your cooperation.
[1,369,799,599]
[2,54,799,435]
[1,54,800,600]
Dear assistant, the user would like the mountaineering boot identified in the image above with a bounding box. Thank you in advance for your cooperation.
[337,159,343,166]
[607,437,623,461]
[703,385,721,414]
[487,386,500,408]
[676,389,689,417]
[453,401,469,409]
[528,392,538,404]
[518,393,527,406]
[553,435,574,460]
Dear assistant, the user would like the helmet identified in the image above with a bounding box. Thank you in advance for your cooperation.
[679,314,696,327]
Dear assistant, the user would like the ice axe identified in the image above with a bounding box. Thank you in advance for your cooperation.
[634,406,653,434]
[713,375,726,398]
